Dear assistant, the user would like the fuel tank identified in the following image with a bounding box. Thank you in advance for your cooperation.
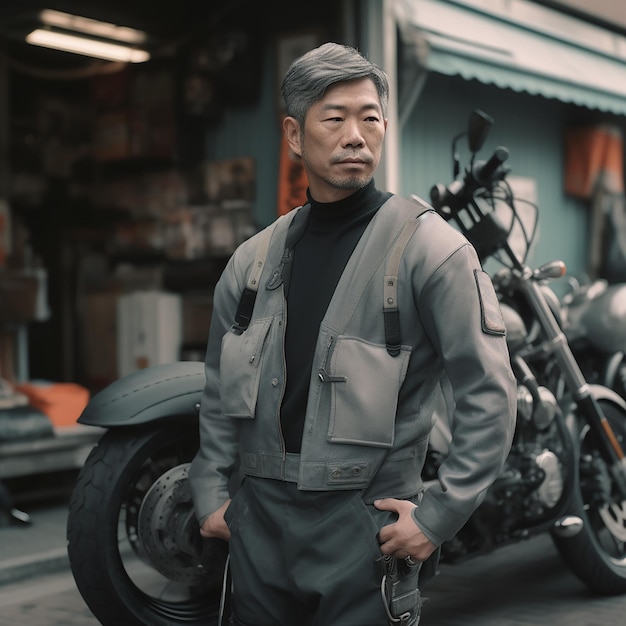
[500,302,527,352]
[566,282,626,353]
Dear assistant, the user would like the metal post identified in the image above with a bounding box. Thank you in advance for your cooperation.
[361,0,400,194]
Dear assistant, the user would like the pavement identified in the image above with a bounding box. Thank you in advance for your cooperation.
[2,461,626,626]
[0,497,71,587]
[0,425,103,587]
[2,494,626,625]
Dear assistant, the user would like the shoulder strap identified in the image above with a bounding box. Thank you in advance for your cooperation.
[234,197,431,350]
[278,203,311,297]
[233,220,276,332]
[234,204,311,332]
[383,203,432,355]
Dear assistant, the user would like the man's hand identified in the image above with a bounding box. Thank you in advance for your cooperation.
[375,497,437,562]
[199,499,231,541]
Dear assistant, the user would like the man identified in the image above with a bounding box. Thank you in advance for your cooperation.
[188,42,516,626]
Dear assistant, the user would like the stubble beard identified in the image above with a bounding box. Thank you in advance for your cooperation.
[302,153,373,192]
[326,173,372,191]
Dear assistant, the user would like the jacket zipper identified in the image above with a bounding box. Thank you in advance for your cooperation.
[318,336,347,383]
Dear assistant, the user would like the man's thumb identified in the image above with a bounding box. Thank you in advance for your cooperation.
[374,497,396,512]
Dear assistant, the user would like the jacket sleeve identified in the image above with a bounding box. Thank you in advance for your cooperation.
[187,250,247,525]
[411,242,517,545]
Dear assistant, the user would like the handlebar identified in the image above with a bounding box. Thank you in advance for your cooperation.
[476,147,509,184]
[425,111,536,268]
[429,146,510,215]
[428,144,515,264]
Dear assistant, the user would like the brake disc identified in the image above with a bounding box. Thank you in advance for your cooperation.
[138,463,206,584]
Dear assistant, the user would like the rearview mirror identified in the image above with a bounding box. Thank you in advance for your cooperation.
[468,109,494,153]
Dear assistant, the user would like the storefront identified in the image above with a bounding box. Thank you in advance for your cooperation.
[2,0,626,385]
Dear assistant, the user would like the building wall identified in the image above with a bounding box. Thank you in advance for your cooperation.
[205,43,282,229]
[203,30,624,288]
[399,72,597,285]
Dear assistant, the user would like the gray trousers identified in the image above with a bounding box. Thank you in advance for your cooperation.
[224,476,404,626]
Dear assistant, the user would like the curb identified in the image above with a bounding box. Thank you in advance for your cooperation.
[0,547,69,586]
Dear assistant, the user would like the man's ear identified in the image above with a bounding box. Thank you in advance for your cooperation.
[283,116,302,157]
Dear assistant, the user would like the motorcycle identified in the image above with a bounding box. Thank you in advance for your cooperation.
[427,109,626,589]
[495,259,626,425]
[558,276,626,398]
[67,110,626,626]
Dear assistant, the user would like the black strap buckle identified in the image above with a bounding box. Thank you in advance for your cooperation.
[377,555,422,626]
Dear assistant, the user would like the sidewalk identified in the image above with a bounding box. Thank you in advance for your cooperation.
[0,424,103,586]
[0,500,70,586]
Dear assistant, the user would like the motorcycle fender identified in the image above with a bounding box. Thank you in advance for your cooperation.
[562,383,626,446]
[78,361,205,427]
[588,383,626,411]
[602,351,626,389]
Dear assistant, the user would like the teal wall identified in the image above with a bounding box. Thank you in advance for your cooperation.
[202,41,623,290]
[399,73,596,286]
[205,43,282,229]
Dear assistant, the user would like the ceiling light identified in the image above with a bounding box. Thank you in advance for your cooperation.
[39,9,147,45]
[25,9,150,63]
[26,29,150,63]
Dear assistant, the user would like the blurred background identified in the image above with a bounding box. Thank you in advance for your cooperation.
[1,0,626,500]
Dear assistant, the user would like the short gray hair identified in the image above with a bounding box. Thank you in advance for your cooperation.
[281,42,390,127]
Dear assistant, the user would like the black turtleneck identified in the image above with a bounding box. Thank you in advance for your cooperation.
[280,180,392,452]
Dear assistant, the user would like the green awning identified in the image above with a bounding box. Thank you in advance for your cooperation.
[395,0,626,116]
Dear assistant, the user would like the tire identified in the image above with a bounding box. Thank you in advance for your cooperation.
[67,422,227,625]
[551,399,626,595]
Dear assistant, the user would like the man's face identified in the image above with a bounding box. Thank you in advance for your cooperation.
[286,78,387,203]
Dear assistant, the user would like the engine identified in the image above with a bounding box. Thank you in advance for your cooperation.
[440,379,567,561]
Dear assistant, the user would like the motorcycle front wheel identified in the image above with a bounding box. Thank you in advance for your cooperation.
[551,398,626,595]
[67,422,227,625]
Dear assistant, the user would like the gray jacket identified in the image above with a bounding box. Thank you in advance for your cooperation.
[188,194,516,546]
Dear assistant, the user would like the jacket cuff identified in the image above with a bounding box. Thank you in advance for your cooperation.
[411,490,467,546]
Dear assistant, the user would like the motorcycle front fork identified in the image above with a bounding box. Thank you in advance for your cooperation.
[521,273,626,499]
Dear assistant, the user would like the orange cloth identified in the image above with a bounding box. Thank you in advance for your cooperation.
[15,382,90,427]
[277,127,308,216]
[564,125,624,199]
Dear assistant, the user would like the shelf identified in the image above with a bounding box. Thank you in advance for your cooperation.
[93,155,178,177]
[0,425,104,480]
[163,256,229,291]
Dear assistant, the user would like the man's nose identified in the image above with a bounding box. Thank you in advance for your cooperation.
[342,119,365,148]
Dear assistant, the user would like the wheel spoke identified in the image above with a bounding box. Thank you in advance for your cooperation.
[598,500,626,542]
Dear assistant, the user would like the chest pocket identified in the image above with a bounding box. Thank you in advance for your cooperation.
[219,318,272,419]
[325,336,411,447]
[321,206,428,448]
